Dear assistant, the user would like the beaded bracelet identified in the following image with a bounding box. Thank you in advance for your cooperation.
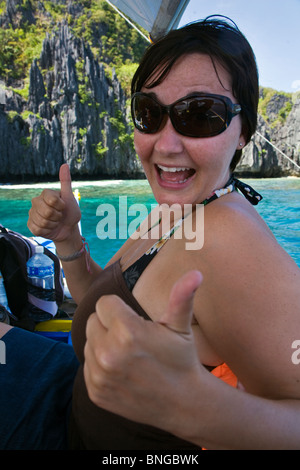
[57,236,91,272]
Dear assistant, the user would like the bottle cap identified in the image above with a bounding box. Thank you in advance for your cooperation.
[35,245,44,254]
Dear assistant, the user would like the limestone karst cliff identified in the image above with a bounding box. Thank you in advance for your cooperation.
[0,0,299,181]
[236,89,300,177]
[0,20,143,181]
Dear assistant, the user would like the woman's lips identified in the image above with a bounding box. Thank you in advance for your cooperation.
[155,164,196,185]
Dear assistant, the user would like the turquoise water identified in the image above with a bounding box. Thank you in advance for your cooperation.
[0,177,299,268]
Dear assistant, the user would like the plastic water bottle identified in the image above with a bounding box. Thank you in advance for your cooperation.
[26,245,57,322]
[0,270,11,323]
[0,270,10,311]
[27,245,54,289]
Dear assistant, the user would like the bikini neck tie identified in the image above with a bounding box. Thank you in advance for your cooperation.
[202,175,263,206]
[230,175,263,205]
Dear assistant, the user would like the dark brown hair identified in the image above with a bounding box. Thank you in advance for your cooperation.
[131,16,259,171]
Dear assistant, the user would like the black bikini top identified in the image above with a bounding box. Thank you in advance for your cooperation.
[122,176,263,291]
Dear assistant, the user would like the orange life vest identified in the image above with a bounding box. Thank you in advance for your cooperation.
[210,362,238,388]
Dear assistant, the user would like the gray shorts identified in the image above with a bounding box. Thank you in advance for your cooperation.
[0,327,79,449]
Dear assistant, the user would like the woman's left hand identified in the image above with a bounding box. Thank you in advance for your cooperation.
[83,270,205,429]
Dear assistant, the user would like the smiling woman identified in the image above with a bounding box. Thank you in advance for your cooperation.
[132,52,246,206]
[4,16,300,450]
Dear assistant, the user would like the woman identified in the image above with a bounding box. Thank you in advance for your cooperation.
[25,17,300,449]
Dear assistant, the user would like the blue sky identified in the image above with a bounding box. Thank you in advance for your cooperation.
[179,0,300,93]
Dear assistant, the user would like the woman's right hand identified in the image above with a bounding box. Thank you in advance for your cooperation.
[27,164,82,243]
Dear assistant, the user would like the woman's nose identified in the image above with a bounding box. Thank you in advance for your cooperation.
[154,118,184,156]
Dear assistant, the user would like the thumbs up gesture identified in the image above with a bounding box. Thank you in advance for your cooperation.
[27,164,81,242]
[84,270,204,428]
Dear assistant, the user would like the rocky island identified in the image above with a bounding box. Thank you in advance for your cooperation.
[0,0,299,181]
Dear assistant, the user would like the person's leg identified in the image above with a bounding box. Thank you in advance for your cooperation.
[0,327,79,449]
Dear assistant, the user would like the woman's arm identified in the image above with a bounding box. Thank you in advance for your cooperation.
[84,270,300,450]
[193,199,300,401]
[27,164,102,304]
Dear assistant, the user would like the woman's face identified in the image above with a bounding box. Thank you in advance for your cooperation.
[134,53,246,206]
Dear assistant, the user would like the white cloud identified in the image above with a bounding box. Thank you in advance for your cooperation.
[291,80,300,91]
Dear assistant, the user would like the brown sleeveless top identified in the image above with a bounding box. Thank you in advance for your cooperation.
[69,177,262,450]
[69,260,201,450]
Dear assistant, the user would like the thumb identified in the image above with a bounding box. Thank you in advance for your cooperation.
[160,270,203,334]
[59,163,73,201]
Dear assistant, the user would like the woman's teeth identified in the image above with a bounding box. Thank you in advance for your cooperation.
[157,164,192,173]
[157,164,195,183]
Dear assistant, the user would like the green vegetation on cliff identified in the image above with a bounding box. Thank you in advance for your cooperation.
[0,0,148,91]
[258,87,300,129]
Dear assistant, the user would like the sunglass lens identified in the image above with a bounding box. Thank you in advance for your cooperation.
[172,97,227,137]
[132,95,162,133]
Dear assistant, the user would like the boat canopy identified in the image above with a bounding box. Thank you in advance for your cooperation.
[105,0,190,41]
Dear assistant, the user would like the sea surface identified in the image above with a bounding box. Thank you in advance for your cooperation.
[0,177,299,268]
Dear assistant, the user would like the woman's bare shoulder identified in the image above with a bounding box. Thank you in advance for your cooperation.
[191,194,300,398]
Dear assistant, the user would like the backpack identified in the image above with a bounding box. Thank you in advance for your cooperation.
[0,225,64,331]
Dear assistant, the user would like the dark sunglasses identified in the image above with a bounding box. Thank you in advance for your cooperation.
[131,92,242,138]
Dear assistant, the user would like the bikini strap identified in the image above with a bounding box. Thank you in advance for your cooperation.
[122,176,263,291]
[231,176,263,205]
[202,175,263,206]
